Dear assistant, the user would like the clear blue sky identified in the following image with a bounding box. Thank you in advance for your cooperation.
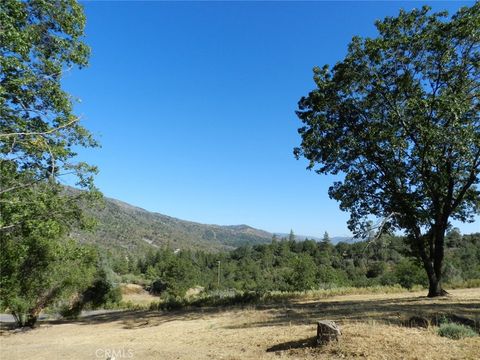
[64,1,478,237]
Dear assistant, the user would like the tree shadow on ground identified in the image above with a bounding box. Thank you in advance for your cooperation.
[74,295,480,331]
[43,306,249,330]
[266,336,318,352]
[4,292,478,332]
[224,295,480,330]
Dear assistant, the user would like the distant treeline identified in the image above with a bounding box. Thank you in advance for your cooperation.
[110,231,480,297]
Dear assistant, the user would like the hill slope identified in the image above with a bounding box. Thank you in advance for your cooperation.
[71,195,273,254]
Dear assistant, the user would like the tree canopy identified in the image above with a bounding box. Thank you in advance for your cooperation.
[0,0,104,326]
[0,0,97,201]
[0,0,100,234]
[295,5,479,296]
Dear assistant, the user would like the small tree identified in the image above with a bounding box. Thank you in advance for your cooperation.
[295,5,479,297]
[322,231,331,244]
[288,229,296,242]
[1,226,98,326]
[289,254,317,291]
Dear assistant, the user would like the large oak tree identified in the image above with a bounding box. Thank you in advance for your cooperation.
[295,5,479,297]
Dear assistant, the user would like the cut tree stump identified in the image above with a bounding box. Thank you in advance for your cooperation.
[317,320,341,345]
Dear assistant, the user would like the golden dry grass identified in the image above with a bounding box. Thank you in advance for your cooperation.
[1,288,479,359]
[120,283,159,306]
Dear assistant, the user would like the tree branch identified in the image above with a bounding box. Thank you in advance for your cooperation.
[0,118,79,138]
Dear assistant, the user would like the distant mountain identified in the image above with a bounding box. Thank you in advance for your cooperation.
[69,191,354,255]
[70,195,273,255]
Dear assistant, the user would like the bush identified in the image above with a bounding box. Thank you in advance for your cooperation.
[148,279,168,295]
[60,268,122,318]
[366,262,387,278]
[59,301,83,319]
[437,322,477,340]
[189,289,263,307]
[120,273,148,286]
[156,295,186,311]
[394,259,428,289]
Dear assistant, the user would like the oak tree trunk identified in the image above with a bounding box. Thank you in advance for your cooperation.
[417,227,449,298]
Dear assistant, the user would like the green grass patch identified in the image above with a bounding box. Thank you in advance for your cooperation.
[437,322,477,340]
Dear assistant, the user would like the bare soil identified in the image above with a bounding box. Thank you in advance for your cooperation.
[1,288,479,360]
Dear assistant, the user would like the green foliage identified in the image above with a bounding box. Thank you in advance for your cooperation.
[366,262,387,278]
[149,279,168,295]
[289,254,318,291]
[142,249,199,297]
[295,4,480,296]
[437,322,478,340]
[0,236,98,326]
[394,259,428,289]
[79,268,121,308]
[0,0,103,327]
[70,197,273,257]
[131,233,479,295]
[0,0,100,250]
[1,0,98,199]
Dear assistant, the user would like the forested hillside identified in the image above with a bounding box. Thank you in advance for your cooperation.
[114,231,480,296]
[70,194,273,254]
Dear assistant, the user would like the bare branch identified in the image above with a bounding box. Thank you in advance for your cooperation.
[363,212,398,252]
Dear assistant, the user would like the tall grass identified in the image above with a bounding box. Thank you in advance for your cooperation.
[444,279,480,289]
[264,284,413,302]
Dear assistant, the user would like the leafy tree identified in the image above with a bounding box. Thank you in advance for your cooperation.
[154,251,199,297]
[1,231,98,326]
[61,266,121,319]
[1,0,98,230]
[394,259,428,289]
[0,0,101,326]
[295,5,480,296]
[289,254,317,291]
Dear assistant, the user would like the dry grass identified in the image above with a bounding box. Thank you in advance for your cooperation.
[119,283,159,306]
[1,288,479,359]
[120,283,145,295]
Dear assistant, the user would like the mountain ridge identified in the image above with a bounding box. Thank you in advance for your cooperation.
[71,191,351,255]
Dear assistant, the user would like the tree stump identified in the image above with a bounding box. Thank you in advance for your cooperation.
[317,320,341,345]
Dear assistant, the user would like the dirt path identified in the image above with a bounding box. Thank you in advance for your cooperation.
[1,288,479,359]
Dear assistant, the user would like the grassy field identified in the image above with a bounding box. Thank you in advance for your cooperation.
[1,288,479,359]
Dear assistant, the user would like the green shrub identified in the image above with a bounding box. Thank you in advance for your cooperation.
[60,268,122,318]
[59,301,83,319]
[394,259,428,289]
[157,295,185,311]
[120,273,148,286]
[82,274,122,308]
[189,289,263,307]
[437,322,477,340]
[149,279,168,295]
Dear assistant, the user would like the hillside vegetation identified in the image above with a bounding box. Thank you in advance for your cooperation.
[71,194,272,254]
[112,231,480,299]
